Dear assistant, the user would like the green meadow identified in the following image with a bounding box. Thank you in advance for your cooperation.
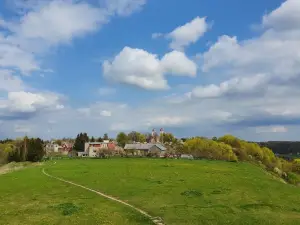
[1,158,300,225]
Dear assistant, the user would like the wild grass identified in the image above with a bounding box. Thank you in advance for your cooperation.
[1,158,300,224]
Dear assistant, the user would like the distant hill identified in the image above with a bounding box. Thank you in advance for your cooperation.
[257,141,300,155]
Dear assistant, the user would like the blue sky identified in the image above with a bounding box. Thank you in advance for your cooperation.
[0,0,300,141]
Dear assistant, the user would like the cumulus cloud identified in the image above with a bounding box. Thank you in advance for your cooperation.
[102,0,147,16]
[6,91,63,113]
[0,70,25,92]
[0,0,148,75]
[256,126,288,134]
[167,17,209,50]
[161,51,197,77]
[103,47,197,90]
[262,0,300,31]
[192,74,269,99]
[13,0,108,45]
[103,47,168,90]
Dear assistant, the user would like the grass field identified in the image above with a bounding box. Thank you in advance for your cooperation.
[1,158,300,225]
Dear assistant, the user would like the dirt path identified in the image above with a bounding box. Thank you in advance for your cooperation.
[42,167,165,225]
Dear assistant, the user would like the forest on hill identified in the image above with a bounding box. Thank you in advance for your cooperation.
[257,141,300,155]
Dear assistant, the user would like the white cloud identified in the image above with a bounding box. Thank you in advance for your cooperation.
[152,32,163,39]
[0,70,25,92]
[262,0,300,31]
[167,17,209,50]
[100,110,112,117]
[103,47,168,90]
[102,0,146,16]
[13,1,108,45]
[103,47,197,90]
[0,0,148,75]
[192,74,269,99]
[98,87,116,96]
[145,116,192,127]
[161,51,197,77]
[1,91,63,113]
[256,126,288,133]
[0,37,40,74]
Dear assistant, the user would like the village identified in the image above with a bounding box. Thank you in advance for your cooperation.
[44,129,188,159]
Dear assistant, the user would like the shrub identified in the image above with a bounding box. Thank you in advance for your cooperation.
[183,138,237,161]
[292,161,300,173]
[286,172,300,185]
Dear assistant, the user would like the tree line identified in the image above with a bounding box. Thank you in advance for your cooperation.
[181,135,300,185]
[116,131,176,148]
[0,137,44,165]
[257,141,300,155]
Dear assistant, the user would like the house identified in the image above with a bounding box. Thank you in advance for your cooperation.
[84,140,116,157]
[45,141,73,156]
[124,143,166,156]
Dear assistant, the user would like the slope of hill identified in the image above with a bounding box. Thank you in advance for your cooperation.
[1,158,300,225]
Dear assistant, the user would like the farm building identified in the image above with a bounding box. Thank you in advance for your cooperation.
[84,140,118,157]
[45,141,73,155]
[124,143,166,156]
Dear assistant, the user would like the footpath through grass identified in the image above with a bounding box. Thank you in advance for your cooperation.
[2,158,300,224]
[0,162,153,225]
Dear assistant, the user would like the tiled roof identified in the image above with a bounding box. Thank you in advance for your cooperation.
[124,143,166,151]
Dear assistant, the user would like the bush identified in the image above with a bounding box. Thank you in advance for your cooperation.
[292,161,300,173]
[286,172,300,185]
[183,138,237,161]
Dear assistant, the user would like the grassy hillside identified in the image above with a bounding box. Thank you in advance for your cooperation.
[1,158,300,224]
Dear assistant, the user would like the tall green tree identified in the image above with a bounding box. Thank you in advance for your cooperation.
[160,133,175,143]
[96,137,103,142]
[138,133,146,143]
[27,138,44,162]
[116,132,128,148]
[103,133,109,140]
[90,136,96,142]
[73,133,89,151]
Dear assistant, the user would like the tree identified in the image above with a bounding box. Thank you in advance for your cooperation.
[96,137,103,142]
[128,131,138,143]
[0,142,14,165]
[90,136,95,142]
[103,133,109,140]
[27,138,45,162]
[183,137,237,161]
[138,133,146,143]
[73,133,89,152]
[116,132,128,148]
[55,139,62,146]
[160,133,175,143]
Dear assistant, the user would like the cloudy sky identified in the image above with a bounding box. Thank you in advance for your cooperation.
[0,0,299,141]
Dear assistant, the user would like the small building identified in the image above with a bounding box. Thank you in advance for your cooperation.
[45,141,73,156]
[84,140,116,157]
[124,143,166,157]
